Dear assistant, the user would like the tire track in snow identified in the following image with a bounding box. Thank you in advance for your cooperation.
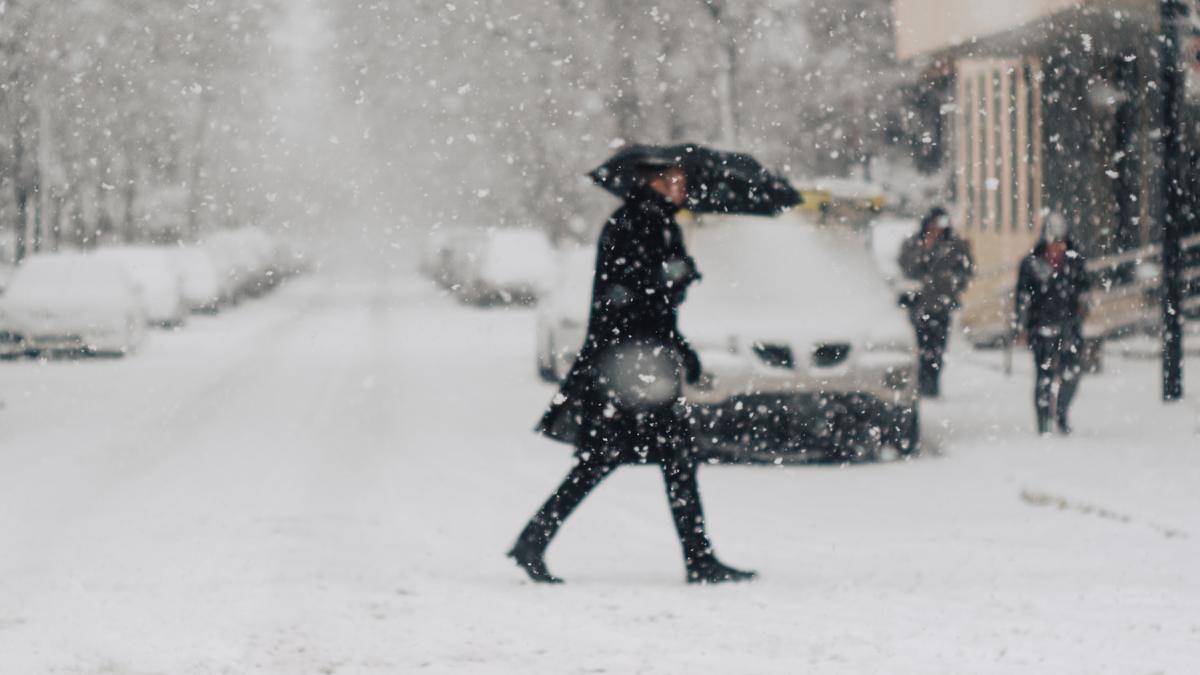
[1020,488,1190,540]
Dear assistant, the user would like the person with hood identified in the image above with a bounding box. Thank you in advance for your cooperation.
[898,206,975,397]
[508,160,756,585]
[1013,212,1091,435]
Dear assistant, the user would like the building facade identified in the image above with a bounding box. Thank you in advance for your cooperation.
[895,0,1200,343]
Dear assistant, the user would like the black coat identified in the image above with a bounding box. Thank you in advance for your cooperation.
[537,185,702,463]
[898,229,975,316]
[1014,240,1091,334]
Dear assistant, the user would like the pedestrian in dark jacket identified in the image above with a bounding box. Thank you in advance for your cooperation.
[898,206,975,397]
[1013,213,1091,435]
[509,162,755,585]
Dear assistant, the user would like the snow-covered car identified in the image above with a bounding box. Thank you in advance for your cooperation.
[535,244,595,382]
[270,236,313,279]
[92,246,188,327]
[201,233,247,303]
[172,247,223,313]
[454,228,554,305]
[237,226,280,295]
[203,228,278,302]
[420,228,462,287]
[421,227,485,290]
[536,215,920,462]
[0,253,147,357]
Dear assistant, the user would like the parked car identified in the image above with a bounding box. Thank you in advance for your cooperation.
[236,226,280,296]
[203,228,277,302]
[92,246,188,327]
[454,228,554,305]
[172,246,223,313]
[0,253,147,358]
[421,227,486,290]
[535,215,920,462]
[271,236,313,279]
[420,228,458,286]
[535,244,595,382]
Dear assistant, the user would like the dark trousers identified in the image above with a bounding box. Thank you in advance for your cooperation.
[515,449,714,569]
[911,310,951,395]
[1031,326,1083,427]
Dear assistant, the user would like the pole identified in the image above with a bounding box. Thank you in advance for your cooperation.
[1161,0,1186,401]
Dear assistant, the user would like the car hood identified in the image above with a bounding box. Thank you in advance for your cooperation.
[679,216,913,352]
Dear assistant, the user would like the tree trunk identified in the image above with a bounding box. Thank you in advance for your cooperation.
[12,131,29,264]
[704,0,739,147]
[724,37,740,145]
[29,167,42,255]
[655,12,690,142]
[14,184,29,264]
[604,0,642,143]
[186,92,212,239]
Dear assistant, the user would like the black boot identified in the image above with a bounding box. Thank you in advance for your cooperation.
[508,454,614,584]
[1036,409,1051,435]
[687,557,758,584]
[507,540,563,584]
[918,363,940,398]
[1057,371,1079,436]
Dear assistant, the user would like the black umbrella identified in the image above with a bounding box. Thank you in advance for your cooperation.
[588,143,802,216]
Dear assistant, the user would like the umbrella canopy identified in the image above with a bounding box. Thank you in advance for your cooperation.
[588,143,802,216]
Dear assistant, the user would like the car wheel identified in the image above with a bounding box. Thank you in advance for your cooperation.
[893,406,920,456]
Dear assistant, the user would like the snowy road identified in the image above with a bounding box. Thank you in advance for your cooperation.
[1,267,1198,674]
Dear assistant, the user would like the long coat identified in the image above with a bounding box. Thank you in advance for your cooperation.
[898,230,975,317]
[1013,239,1091,334]
[537,185,701,463]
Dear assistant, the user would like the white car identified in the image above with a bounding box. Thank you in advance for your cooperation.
[205,228,280,300]
[455,228,555,305]
[172,247,223,313]
[0,253,147,357]
[535,244,595,382]
[92,246,188,327]
[237,226,280,295]
[535,215,920,462]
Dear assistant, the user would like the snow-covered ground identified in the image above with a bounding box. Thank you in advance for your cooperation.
[1,264,1198,674]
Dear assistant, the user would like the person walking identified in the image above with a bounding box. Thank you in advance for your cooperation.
[508,160,756,585]
[1013,213,1091,435]
[898,206,975,397]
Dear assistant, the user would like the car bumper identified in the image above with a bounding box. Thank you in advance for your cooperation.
[0,331,26,355]
[690,390,914,463]
[1,327,132,355]
[683,349,919,461]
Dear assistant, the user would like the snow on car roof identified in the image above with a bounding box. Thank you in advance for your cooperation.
[4,253,133,298]
[681,214,912,347]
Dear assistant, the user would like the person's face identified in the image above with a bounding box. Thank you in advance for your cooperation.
[926,214,949,236]
[649,167,687,206]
